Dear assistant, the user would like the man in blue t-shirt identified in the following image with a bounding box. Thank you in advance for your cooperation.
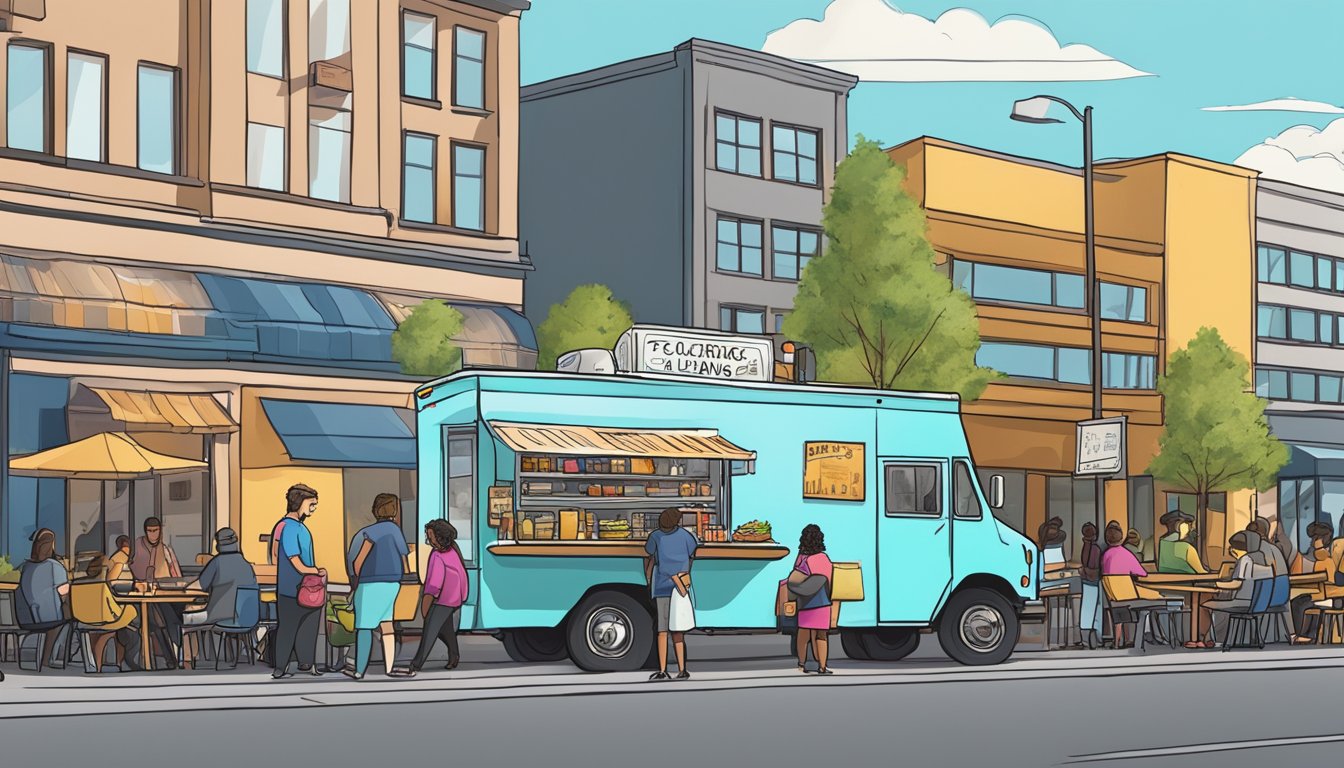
[645,507,697,681]
[271,484,327,679]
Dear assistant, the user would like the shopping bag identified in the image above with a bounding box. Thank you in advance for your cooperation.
[830,562,864,601]
[669,588,696,632]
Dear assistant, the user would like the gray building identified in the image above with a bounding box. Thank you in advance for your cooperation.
[1254,179,1344,555]
[519,39,857,335]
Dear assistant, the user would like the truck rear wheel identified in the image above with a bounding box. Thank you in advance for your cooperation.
[839,630,871,660]
[566,591,653,672]
[502,628,569,663]
[937,588,1018,666]
[859,628,919,661]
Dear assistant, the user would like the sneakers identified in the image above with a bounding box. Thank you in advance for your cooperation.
[675,670,690,681]
[342,669,364,681]
[271,669,294,680]
[648,671,670,681]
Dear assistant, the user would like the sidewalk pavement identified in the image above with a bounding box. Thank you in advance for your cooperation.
[3,635,1343,721]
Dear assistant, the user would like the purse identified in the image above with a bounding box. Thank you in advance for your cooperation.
[297,573,327,609]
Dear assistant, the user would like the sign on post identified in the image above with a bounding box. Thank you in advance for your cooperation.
[1076,417,1127,476]
[803,441,866,501]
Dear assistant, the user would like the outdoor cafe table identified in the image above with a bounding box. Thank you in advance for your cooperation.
[115,589,208,671]
[1135,573,1222,643]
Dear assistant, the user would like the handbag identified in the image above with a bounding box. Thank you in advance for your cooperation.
[830,562,864,601]
[297,574,327,609]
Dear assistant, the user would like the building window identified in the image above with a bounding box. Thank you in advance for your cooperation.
[1258,245,1287,284]
[719,305,765,334]
[66,51,106,162]
[1261,242,1344,294]
[247,0,286,77]
[1256,369,1288,399]
[714,112,762,177]
[246,122,286,191]
[403,132,436,223]
[452,143,485,230]
[1100,282,1146,322]
[953,259,1084,310]
[309,107,351,202]
[976,342,1090,385]
[774,312,787,333]
[771,124,819,186]
[7,42,49,153]
[715,216,763,276]
[1256,303,1344,348]
[137,64,178,175]
[771,225,819,281]
[1258,305,1287,339]
[1129,476,1156,561]
[1102,353,1156,390]
[1290,308,1316,342]
[402,11,435,100]
[1291,371,1316,402]
[453,27,485,109]
[308,0,350,62]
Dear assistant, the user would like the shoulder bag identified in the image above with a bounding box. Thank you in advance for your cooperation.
[298,573,327,609]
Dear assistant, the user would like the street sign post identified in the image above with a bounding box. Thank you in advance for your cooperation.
[1076,416,1127,477]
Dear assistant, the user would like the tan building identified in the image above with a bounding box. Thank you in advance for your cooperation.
[0,0,533,586]
[887,137,1258,566]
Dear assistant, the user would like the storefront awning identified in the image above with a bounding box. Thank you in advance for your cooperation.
[488,422,756,461]
[1284,444,1344,477]
[87,387,237,434]
[261,399,416,469]
[9,431,208,480]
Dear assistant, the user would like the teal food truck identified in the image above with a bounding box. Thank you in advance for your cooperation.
[414,327,1042,671]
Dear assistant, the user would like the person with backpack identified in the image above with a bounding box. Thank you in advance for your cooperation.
[1078,522,1103,649]
[271,484,327,679]
[790,524,834,675]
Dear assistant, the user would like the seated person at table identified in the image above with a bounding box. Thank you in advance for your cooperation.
[1158,511,1209,574]
[1124,528,1144,558]
[1103,522,1148,578]
[106,536,134,590]
[1189,532,1271,648]
[1248,518,1289,575]
[183,528,258,628]
[1040,520,1067,573]
[16,528,72,667]
[1292,522,1344,643]
[71,555,142,671]
[131,517,182,583]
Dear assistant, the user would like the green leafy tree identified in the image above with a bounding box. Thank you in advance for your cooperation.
[391,300,466,376]
[783,137,997,399]
[1147,327,1288,536]
[536,284,634,371]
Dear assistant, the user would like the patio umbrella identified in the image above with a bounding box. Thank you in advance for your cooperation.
[10,432,208,560]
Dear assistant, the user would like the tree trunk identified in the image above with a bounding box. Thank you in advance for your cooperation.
[1196,491,1208,566]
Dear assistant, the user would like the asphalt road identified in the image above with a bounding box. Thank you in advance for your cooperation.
[2,635,1341,767]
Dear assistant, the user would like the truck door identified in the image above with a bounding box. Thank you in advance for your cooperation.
[877,459,952,623]
[443,426,480,627]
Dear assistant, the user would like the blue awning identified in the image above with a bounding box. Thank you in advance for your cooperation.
[1282,443,1344,478]
[260,399,416,469]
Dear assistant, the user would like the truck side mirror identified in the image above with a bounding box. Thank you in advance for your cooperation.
[989,475,1005,509]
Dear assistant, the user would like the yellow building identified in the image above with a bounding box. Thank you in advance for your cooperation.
[0,0,533,586]
[886,137,1258,565]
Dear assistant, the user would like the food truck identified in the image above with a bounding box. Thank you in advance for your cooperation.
[414,326,1042,671]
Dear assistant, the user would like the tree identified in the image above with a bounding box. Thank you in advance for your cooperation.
[1147,327,1288,542]
[535,284,634,371]
[391,300,466,376]
[782,137,997,399]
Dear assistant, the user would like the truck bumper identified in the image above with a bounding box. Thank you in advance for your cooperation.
[1018,599,1046,624]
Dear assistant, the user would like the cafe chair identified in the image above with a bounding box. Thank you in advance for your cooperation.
[0,592,24,663]
[1262,575,1292,644]
[70,582,138,673]
[1101,575,1185,651]
[1308,605,1344,645]
[1212,578,1274,652]
[16,622,76,672]
[210,587,261,671]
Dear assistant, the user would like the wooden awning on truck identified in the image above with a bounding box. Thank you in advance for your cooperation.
[488,422,755,461]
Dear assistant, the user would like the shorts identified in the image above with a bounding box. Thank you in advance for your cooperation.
[655,596,671,632]
[353,582,400,630]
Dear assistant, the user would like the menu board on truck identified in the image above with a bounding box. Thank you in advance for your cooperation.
[803,441,865,501]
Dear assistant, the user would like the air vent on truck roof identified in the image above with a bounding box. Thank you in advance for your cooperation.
[556,349,617,375]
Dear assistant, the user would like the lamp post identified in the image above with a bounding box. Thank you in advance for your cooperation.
[1011,95,1106,533]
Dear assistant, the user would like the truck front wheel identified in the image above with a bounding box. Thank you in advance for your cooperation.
[937,588,1018,666]
[566,591,654,672]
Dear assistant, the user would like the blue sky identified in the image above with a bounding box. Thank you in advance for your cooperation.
[521,0,1343,178]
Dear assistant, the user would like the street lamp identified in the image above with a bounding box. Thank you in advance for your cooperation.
[1011,95,1106,535]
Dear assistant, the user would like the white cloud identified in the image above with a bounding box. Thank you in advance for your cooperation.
[1235,119,1344,194]
[1204,97,1344,114]
[761,0,1152,82]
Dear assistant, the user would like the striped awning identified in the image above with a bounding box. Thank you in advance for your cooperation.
[87,387,237,434]
[488,422,755,461]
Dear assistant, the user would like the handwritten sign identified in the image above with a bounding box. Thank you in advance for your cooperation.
[615,326,774,382]
[1076,417,1126,476]
[804,442,865,501]
[488,485,513,528]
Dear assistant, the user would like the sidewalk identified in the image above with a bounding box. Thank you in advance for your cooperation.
[3,635,1342,720]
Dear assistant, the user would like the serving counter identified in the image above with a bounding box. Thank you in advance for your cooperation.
[487,540,791,560]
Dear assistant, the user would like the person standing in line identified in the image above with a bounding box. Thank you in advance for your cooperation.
[1078,522,1104,649]
[645,508,697,681]
[345,493,416,680]
[410,519,469,673]
[271,484,326,680]
[793,523,835,675]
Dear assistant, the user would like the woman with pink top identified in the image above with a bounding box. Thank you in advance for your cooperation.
[793,524,834,675]
[410,519,469,672]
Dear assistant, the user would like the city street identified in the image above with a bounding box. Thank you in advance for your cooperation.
[1,634,1340,767]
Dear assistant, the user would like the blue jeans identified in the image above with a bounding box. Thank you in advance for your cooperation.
[1079,582,1103,635]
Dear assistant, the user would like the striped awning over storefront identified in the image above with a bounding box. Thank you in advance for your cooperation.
[86,387,236,434]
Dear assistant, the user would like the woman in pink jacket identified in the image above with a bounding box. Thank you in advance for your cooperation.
[410,519,469,672]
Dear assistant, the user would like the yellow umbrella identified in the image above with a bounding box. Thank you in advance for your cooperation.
[9,431,207,480]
